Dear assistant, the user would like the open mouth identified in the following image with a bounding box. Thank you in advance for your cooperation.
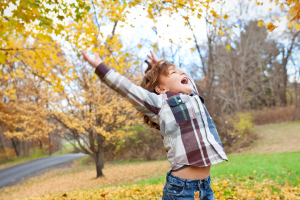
[181,77,189,85]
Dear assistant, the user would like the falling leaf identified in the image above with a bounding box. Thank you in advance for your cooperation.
[267,22,277,31]
[183,16,189,21]
[191,48,194,52]
[224,14,229,20]
[138,44,142,49]
[218,29,224,35]
[258,20,264,27]
[226,45,231,51]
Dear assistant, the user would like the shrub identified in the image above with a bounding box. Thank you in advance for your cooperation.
[214,112,257,154]
[29,147,47,158]
[103,124,166,162]
[0,147,17,164]
[248,105,300,125]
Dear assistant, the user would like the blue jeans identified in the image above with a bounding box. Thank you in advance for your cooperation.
[162,171,214,200]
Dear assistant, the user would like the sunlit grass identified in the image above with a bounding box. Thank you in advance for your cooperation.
[127,151,300,187]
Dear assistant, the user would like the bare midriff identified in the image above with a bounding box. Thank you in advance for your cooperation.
[171,165,211,180]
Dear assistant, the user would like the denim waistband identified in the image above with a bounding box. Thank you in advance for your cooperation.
[166,171,211,189]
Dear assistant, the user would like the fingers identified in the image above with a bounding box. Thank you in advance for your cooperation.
[81,50,90,62]
[150,51,154,58]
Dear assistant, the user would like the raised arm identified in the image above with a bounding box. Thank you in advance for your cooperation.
[81,51,164,118]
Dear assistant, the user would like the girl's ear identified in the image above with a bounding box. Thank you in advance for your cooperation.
[155,85,167,94]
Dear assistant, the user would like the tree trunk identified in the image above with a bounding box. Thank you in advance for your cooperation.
[11,138,20,157]
[95,152,104,178]
[94,133,104,178]
[280,59,288,106]
[0,133,6,155]
[48,133,51,156]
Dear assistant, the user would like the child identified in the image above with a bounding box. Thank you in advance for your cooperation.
[82,50,228,200]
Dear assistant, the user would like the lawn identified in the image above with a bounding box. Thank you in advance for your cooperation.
[130,151,300,187]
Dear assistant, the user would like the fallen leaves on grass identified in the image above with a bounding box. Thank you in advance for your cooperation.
[22,177,300,200]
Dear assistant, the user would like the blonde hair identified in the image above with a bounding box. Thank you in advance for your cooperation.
[139,60,175,130]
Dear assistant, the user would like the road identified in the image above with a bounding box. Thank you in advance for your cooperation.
[0,153,87,189]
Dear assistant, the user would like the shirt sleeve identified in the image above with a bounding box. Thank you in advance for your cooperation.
[94,62,164,118]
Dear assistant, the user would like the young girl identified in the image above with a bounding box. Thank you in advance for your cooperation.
[82,50,228,200]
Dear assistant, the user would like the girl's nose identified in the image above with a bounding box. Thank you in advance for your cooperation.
[180,71,186,75]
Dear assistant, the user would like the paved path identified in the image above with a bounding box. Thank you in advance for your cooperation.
[0,153,87,189]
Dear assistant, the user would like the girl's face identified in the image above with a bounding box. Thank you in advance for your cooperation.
[155,66,193,94]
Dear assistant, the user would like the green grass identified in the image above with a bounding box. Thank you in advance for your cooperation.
[52,142,75,156]
[211,151,300,186]
[126,151,300,187]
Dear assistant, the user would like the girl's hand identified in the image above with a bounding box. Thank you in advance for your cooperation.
[146,51,160,68]
[81,50,103,68]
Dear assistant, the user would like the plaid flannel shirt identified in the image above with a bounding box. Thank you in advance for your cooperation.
[95,62,228,171]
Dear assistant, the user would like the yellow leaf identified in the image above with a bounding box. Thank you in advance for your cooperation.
[154,49,158,53]
[194,191,200,200]
[280,3,284,9]
[224,14,229,20]
[138,44,142,49]
[267,22,277,31]
[183,16,189,21]
[191,48,194,52]
[257,20,264,27]
[226,45,231,51]
[218,29,224,35]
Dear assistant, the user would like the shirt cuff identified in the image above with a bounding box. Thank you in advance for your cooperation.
[95,62,111,79]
